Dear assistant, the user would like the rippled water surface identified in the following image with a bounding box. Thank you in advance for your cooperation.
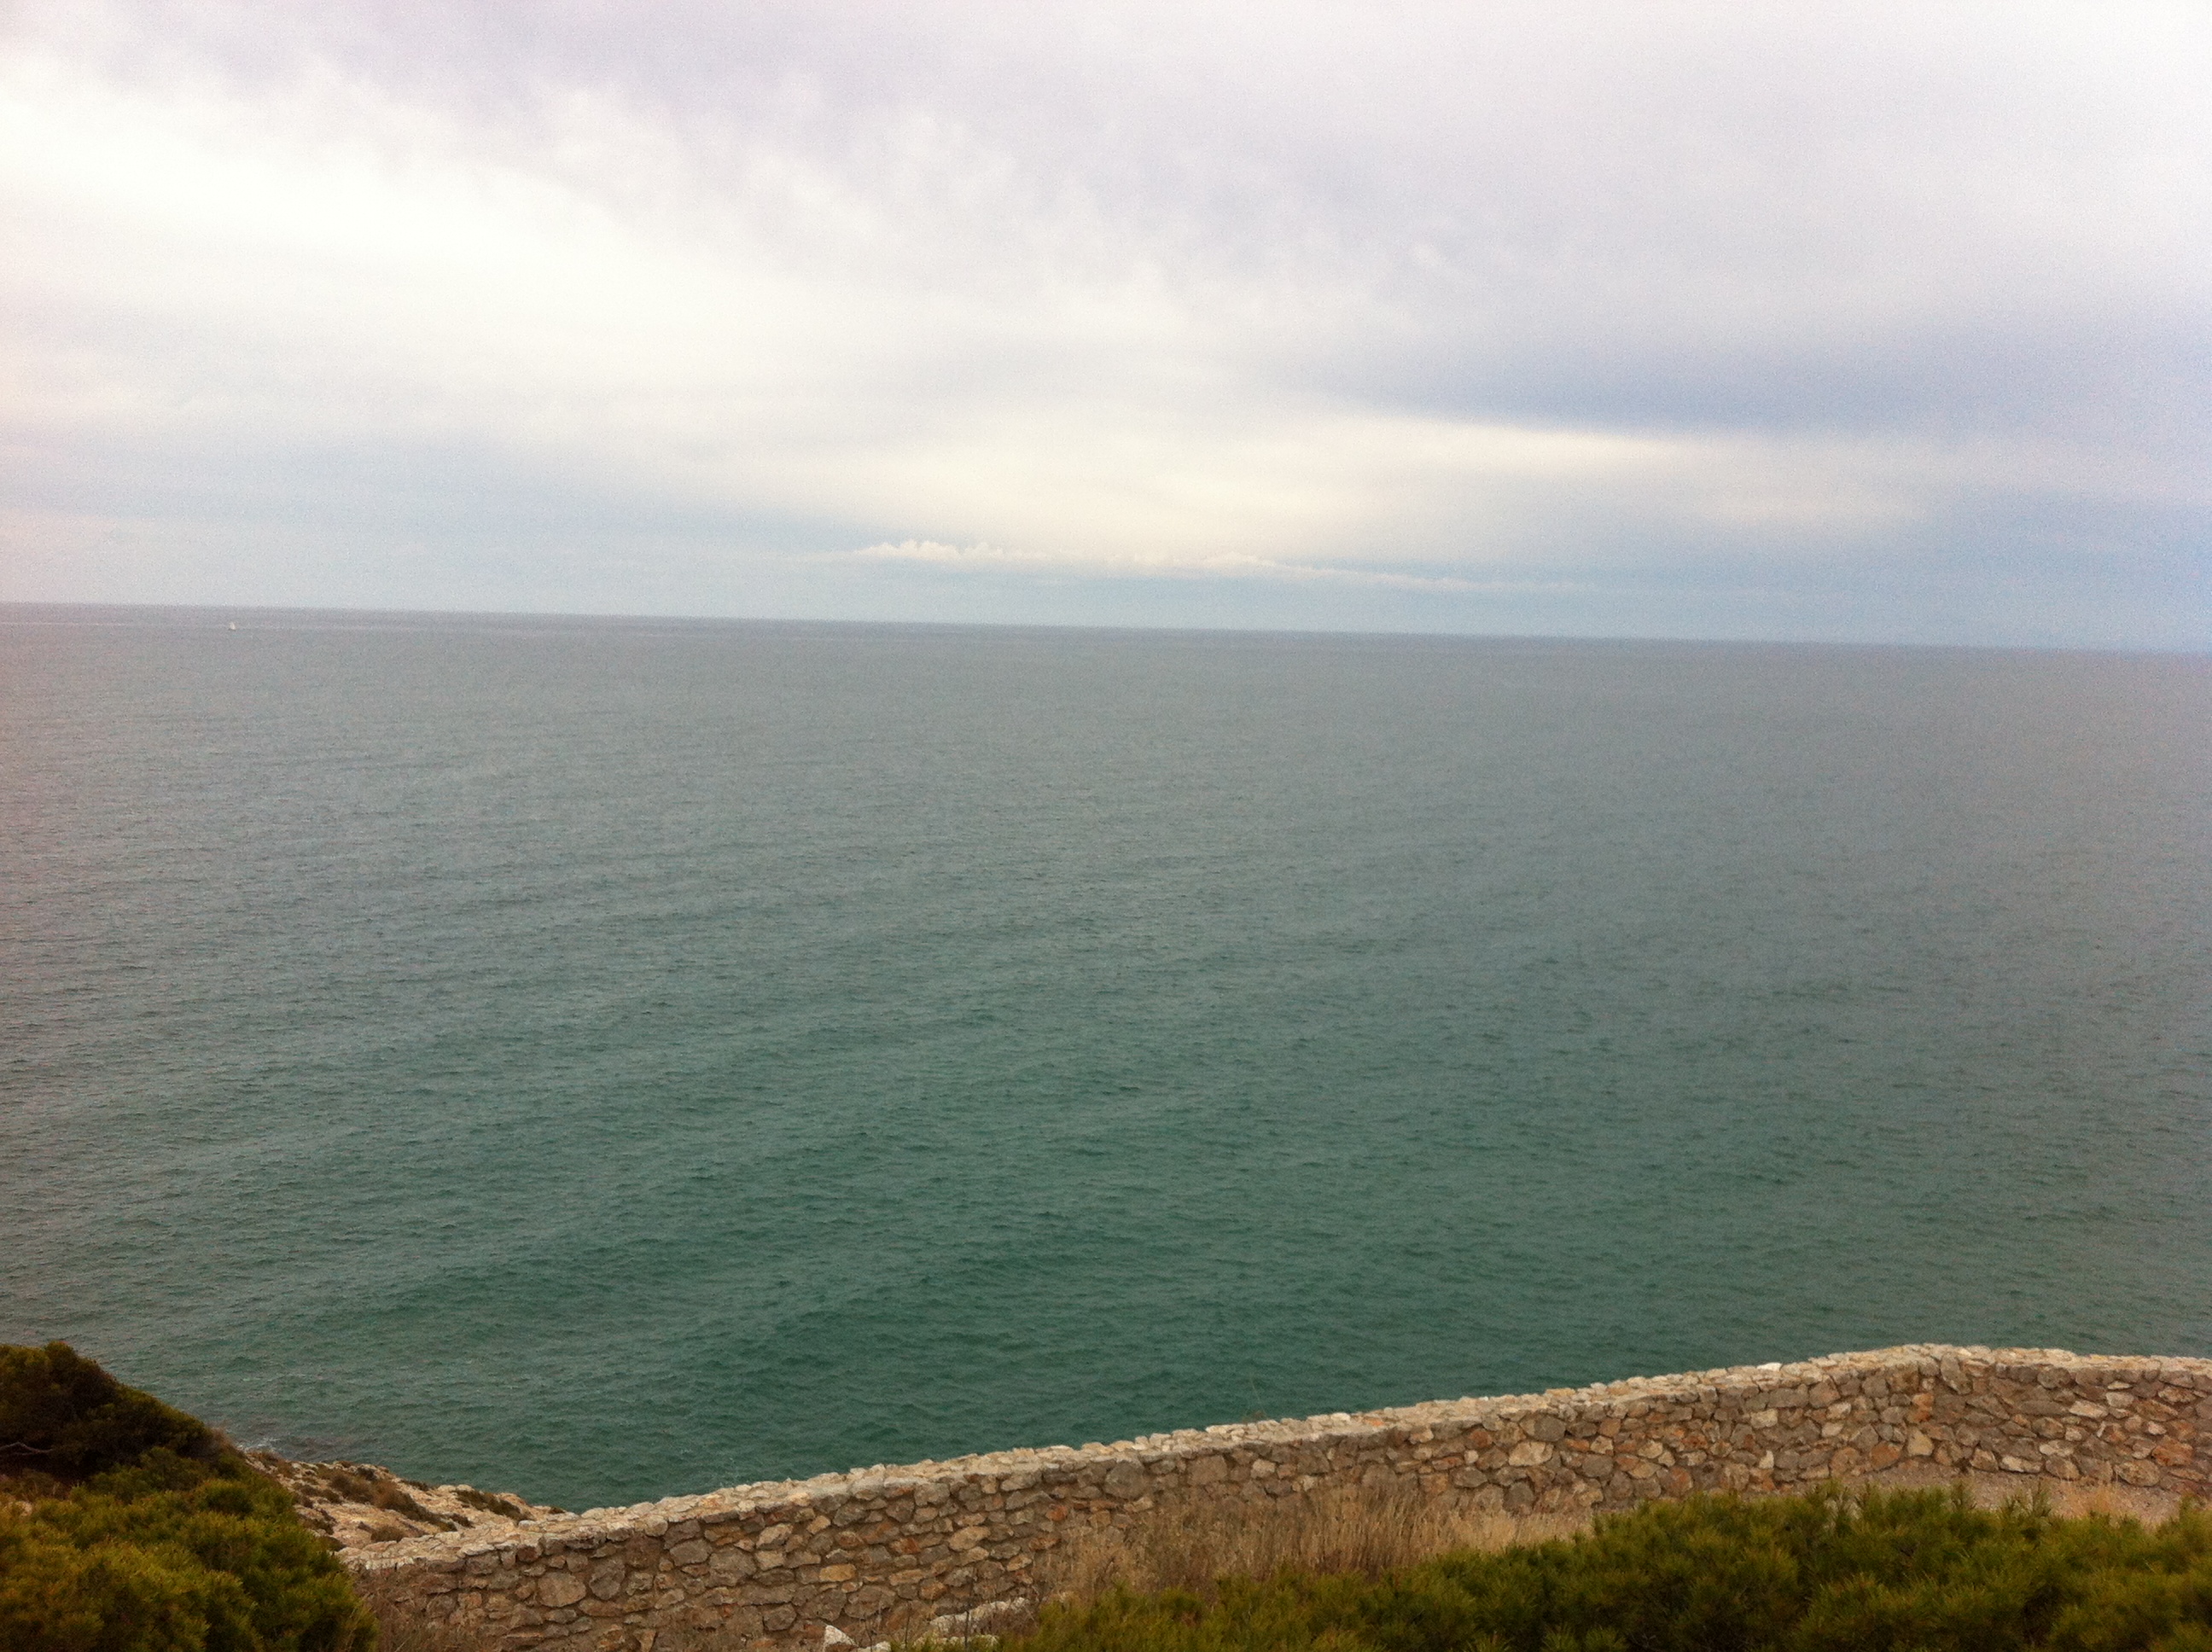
[5,608,2208,1510]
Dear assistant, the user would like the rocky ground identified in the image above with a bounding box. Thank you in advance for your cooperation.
[247,1451,565,1549]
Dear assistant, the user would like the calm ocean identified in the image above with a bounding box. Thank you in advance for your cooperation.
[4,607,2208,1512]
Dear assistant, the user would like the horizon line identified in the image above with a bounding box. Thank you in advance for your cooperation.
[4,599,2203,660]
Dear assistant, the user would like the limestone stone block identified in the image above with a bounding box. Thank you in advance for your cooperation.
[708,1550,755,1582]
[847,1586,896,1620]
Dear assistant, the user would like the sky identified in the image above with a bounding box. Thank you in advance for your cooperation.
[3,0,2207,646]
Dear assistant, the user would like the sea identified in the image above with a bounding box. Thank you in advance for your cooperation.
[4,606,2208,1514]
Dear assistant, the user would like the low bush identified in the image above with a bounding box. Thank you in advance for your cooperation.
[0,1342,375,1652]
[0,1343,218,1486]
[1016,1486,2212,1652]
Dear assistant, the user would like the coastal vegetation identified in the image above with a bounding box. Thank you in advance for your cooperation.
[1016,1484,2212,1652]
[0,1341,374,1652]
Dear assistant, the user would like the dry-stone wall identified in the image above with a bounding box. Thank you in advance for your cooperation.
[349,1345,2212,1652]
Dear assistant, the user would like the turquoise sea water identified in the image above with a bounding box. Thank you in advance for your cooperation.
[4,607,2209,1512]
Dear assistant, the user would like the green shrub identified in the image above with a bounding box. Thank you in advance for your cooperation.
[0,1343,375,1652]
[1015,1486,2212,1652]
[0,1344,217,1486]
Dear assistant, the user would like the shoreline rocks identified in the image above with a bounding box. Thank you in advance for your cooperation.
[250,1452,563,1549]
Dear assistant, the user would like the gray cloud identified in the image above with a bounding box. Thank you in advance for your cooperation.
[3,0,2206,643]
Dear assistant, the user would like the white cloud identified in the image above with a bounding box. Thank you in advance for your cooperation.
[841,539,1501,591]
[2,0,2207,643]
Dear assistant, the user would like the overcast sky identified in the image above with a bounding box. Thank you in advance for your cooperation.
[3,1,2207,645]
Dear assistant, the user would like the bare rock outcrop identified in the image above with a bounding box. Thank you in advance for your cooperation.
[248,1451,562,1548]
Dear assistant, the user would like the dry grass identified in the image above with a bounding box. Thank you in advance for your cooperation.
[2050,1484,2147,1520]
[1866,1463,2191,1528]
[1039,1480,1585,1604]
[352,1566,486,1652]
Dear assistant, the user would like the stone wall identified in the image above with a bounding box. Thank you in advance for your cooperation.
[348,1345,2212,1652]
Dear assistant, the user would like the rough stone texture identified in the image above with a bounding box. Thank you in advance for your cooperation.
[346,1345,2212,1652]
[249,1452,565,1547]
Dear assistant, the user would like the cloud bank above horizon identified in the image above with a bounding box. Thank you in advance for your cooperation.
[3,0,2206,645]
